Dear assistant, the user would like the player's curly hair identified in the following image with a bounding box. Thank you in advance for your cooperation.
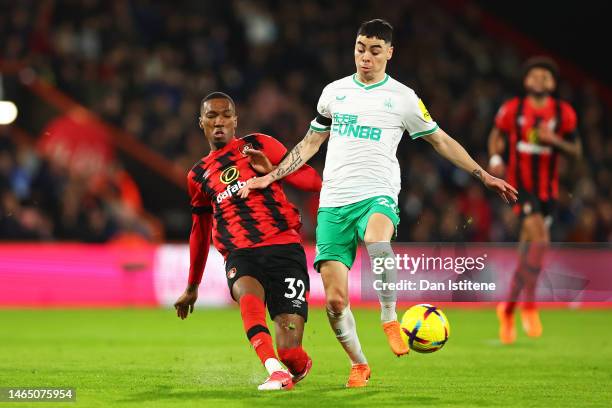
[521,56,560,83]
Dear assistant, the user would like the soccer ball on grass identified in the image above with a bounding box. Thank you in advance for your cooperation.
[400,304,450,353]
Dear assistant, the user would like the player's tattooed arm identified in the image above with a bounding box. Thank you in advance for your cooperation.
[422,127,518,204]
[239,129,329,197]
[269,129,328,181]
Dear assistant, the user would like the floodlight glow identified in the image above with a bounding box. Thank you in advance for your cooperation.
[0,101,18,125]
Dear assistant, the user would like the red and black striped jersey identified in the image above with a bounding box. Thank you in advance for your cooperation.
[495,96,577,201]
[187,133,321,260]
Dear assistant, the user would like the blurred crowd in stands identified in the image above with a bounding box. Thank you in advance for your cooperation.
[1,0,611,242]
[0,123,158,242]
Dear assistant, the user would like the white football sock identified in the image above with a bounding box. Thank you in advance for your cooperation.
[380,301,397,322]
[367,241,398,322]
[264,358,284,375]
[326,305,367,365]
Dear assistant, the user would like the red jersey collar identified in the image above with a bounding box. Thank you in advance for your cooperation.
[525,95,554,112]
[206,136,239,159]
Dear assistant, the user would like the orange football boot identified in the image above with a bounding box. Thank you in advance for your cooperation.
[497,302,516,344]
[382,321,410,356]
[346,363,371,388]
[521,308,543,337]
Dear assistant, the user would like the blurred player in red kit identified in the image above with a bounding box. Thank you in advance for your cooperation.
[488,57,582,344]
[174,92,322,390]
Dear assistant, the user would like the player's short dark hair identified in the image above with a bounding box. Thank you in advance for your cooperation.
[200,91,235,113]
[357,19,393,44]
[522,56,560,82]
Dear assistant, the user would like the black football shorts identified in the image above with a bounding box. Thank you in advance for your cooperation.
[225,243,309,321]
[513,189,556,227]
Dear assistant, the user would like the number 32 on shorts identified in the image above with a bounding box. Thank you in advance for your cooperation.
[284,278,306,301]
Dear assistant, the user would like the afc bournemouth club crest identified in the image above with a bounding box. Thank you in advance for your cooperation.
[227,267,237,279]
[240,143,253,156]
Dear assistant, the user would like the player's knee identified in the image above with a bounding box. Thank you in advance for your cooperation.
[274,314,304,347]
[530,221,548,243]
[326,295,348,314]
[523,215,547,242]
[531,232,548,244]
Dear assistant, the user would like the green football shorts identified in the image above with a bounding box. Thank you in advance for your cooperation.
[314,195,400,271]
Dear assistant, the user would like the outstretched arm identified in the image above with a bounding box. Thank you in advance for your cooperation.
[239,129,329,197]
[422,128,518,204]
[245,135,323,192]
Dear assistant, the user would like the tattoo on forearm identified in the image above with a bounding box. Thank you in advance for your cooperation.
[270,130,313,181]
[472,168,483,181]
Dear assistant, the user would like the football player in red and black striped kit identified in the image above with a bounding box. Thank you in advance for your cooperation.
[174,92,322,390]
[488,57,582,344]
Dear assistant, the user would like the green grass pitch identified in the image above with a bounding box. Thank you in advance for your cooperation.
[1,307,611,407]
